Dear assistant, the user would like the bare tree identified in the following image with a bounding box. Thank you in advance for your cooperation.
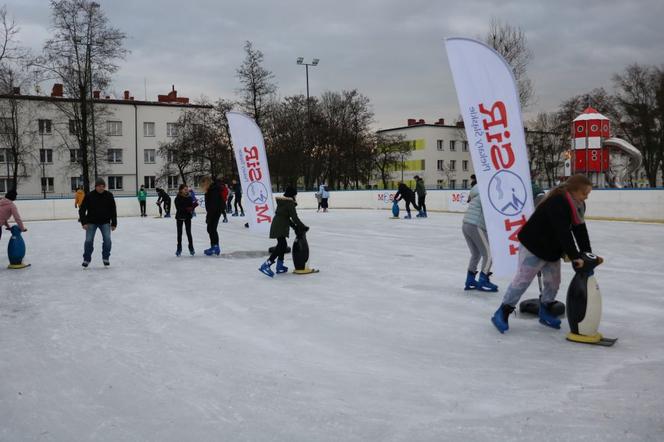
[0,6,35,191]
[485,18,534,109]
[612,64,664,187]
[526,113,567,187]
[236,41,276,129]
[34,0,127,191]
[373,133,409,189]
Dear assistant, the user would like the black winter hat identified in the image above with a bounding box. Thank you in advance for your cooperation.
[284,186,297,198]
[5,189,17,201]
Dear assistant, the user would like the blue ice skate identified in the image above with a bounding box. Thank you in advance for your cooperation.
[204,245,220,256]
[259,261,275,278]
[477,272,498,292]
[464,271,478,290]
[491,304,515,333]
[404,214,412,219]
[276,259,289,274]
[176,245,182,257]
[189,245,195,256]
[539,302,562,329]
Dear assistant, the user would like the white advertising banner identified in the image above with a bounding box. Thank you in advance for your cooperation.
[226,112,275,234]
[445,38,534,276]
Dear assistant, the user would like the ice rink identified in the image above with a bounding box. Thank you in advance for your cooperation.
[1,209,663,441]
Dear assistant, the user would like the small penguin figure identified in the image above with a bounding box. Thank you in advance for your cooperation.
[566,252,616,346]
[7,225,30,269]
[292,225,318,274]
[391,200,400,219]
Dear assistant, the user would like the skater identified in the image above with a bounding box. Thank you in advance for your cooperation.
[201,176,222,256]
[491,174,602,333]
[315,190,322,212]
[74,186,85,209]
[414,175,427,217]
[318,183,329,212]
[393,181,422,219]
[232,178,244,216]
[259,186,308,277]
[174,184,197,256]
[79,178,117,267]
[0,189,27,241]
[462,183,497,291]
[156,188,171,218]
[137,185,147,217]
[217,178,230,223]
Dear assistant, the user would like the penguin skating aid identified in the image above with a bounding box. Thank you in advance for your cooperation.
[566,252,617,346]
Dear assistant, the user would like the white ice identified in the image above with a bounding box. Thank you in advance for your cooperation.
[1,209,663,441]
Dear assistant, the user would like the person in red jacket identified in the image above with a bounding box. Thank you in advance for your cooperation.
[491,174,603,333]
[217,178,230,223]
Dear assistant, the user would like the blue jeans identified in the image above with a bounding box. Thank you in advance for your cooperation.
[83,223,112,262]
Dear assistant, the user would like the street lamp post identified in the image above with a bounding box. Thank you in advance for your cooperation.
[296,57,319,120]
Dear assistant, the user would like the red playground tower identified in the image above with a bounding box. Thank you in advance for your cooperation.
[572,107,610,183]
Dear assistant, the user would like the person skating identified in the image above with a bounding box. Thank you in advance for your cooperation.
[201,176,222,256]
[0,189,27,242]
[259,186,308,277]
[491,174,602,333]
[189,188,198,218]
[74,186,85,221]
[318,183,330,212]
[226,183,234,214]
[174,184,197,256]
[79,178,117,267]
[217,178,230,223]
[414,175,427,217]
[393,181,422,219]
[137,185,147,217]
[462,183,497,291]
[232,178,244,216]
[156,188,171,218]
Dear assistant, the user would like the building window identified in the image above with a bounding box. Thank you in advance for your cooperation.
[144,149,156,164]
[41,177,55,193]
[70,176,84,191]
[462,160,468,171]
[108,176,123,190]
[462,141,468,152]
[38,119,52,135]
[449,179,456,189]
[0,148,9,163]
[39,149,53,164]
[106,121,122,136]
[0,178,8,193]
[143,122,155,137]
[436,179,444,190]
[108,149,123,164]
[166,123,179,137]
[437,159,444,171]
[436,139,444,151]
[69,149,82,163]
[449,140,456,151]
[450,160,456,171]
[144,176,156,189]
[167,175,179,189]
[462,179,469,189]
[0,118,13,134]
[166,150,175,163]
[69,119,79,135]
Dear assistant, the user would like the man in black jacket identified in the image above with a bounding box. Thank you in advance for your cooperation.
[79,178,117,267]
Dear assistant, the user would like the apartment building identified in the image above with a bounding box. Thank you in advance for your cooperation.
[0,84,211,197]
[376,118,475,190]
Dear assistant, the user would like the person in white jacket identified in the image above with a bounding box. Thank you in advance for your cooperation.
[318,183,330,212]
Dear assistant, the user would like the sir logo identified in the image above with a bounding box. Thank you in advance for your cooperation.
[479,100,528,255]
[243,145,272,224]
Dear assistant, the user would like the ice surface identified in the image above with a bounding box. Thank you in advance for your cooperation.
[1,210,663,441]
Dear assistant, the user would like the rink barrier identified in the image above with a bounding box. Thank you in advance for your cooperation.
[11,189,664,223]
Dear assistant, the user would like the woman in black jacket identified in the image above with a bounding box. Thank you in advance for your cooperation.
[174,184,197,256]
[201,176,223,256]
[492,174,603,333]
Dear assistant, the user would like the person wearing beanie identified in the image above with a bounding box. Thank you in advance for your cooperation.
[0,189,27,241]
[259,186,308,277]
[414,175,427,217]
[137,185,147,217]
[79,178,117,267]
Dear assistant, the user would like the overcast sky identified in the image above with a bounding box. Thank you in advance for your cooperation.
[8,0,664,129]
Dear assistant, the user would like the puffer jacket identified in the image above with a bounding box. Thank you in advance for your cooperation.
[0,198,25,230]
[463,185,486,230]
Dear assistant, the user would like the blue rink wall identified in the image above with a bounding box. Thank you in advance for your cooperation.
[11,189,664,223]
